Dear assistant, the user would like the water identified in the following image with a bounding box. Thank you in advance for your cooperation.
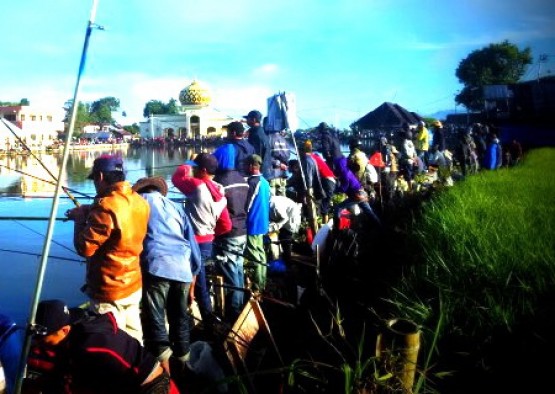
[0,145,202,324]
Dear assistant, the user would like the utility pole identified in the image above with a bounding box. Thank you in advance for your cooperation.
[537,54,548,82]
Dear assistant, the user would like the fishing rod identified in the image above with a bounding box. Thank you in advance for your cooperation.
[0,164,94,200]
[2,121,82,207]
[15,1,103,392]
[0,248,84,263]
[0,216,68,221]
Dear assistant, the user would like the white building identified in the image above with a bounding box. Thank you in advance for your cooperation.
[139,80,233,140]
[0,104,64,150]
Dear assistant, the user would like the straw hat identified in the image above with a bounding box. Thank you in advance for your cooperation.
[132,176,168,196]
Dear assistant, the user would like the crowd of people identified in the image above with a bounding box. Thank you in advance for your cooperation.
[0,110,524,394]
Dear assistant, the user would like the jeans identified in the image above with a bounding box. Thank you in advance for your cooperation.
[213,235,246,322]
[195,242,214,320]
[142,274,191,359]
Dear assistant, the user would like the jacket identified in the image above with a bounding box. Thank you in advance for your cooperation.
[140,191,201,282]
[264,132,290,180]
[231,139,256,177]
[320,129,342,164]
[74,182,149,302]
[246,174,270,235]
[333,156,363,199]
[172,166,232,243]
[214,169,249,238]
[58,312,158,393]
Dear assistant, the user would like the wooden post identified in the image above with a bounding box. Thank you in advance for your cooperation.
[376,318,420,393]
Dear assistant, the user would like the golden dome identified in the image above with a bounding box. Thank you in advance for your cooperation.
[179,80,212,106]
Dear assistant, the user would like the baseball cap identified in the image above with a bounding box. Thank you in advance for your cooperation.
[185,153,219,175]
[34,299,86,335]
[243,110,262,122]
[87,155,124,179]
[246,154,263,166]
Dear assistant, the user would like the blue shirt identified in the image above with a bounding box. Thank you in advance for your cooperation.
[246,174,270,235]
[140,192,201,282]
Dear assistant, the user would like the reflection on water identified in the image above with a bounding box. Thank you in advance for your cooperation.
[0,145,208,323]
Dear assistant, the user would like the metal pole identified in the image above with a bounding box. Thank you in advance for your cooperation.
[14,1,100,392]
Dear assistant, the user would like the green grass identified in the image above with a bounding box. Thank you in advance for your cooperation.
[384,148,555,389]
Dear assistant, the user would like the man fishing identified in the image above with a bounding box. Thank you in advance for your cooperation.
[65,155,150,342]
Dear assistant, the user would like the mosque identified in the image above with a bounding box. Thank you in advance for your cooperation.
[138,80,233,140]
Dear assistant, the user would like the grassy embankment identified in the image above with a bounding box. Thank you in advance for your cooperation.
[387,147,555,392]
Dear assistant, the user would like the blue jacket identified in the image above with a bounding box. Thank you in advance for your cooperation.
[246,174,270,235]
[231,139,256,177]
[0,313,24,394]
[140,191,201,282]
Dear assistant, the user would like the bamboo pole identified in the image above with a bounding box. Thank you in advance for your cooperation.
[375,318,421,393]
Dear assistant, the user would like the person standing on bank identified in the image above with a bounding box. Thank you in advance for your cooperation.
[213,145,250,322]
[132,176,201,374]
[172,154,232,325]
[245,154,271,293]
[245,110,271,176]
[65,155,149,342]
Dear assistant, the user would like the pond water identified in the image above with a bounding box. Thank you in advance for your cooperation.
[0,145,203,324]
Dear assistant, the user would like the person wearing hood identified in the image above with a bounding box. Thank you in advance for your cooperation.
[132,176,201,374]
[172,153,232,326]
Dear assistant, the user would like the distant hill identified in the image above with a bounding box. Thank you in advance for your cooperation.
[426,109,460,120]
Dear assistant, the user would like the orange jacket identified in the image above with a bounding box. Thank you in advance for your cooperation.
[74,182,149,302]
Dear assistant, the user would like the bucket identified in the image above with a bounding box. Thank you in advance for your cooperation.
[375,318,420,393]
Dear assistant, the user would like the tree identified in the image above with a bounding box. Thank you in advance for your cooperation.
[455,40,532,111]
[90,97,120,127]
[63,99,91,135]
[143,98,180,118]
[123,123,140,135]
[19,98,30,106]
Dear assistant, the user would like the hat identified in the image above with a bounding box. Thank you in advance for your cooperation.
[227,121,245,136]
[243,110,262,122]
[186,153,219,175]
[303,140,313,152]
[246,154,263,166]
[87,155,124,179]
[432,120,443,128]
[35,300,85,335]
[132,176,168,196]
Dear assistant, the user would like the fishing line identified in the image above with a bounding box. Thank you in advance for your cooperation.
[12,220,77,255]
[0,248,84,263]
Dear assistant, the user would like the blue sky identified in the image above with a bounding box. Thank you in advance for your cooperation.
[1,0,554,129]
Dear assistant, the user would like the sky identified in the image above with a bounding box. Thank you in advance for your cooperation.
[1,0,554,129]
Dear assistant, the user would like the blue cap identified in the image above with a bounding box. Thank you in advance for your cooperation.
[88,155,124,179]
[243,110,262,122]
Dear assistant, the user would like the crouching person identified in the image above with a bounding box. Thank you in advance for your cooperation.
[133,176,201,375]
[29,299,178,393]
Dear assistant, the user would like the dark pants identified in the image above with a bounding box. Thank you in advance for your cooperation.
[320,177,336,216]
[142,274,192,359]
[195,242,214,320]
[334,199,381,227]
